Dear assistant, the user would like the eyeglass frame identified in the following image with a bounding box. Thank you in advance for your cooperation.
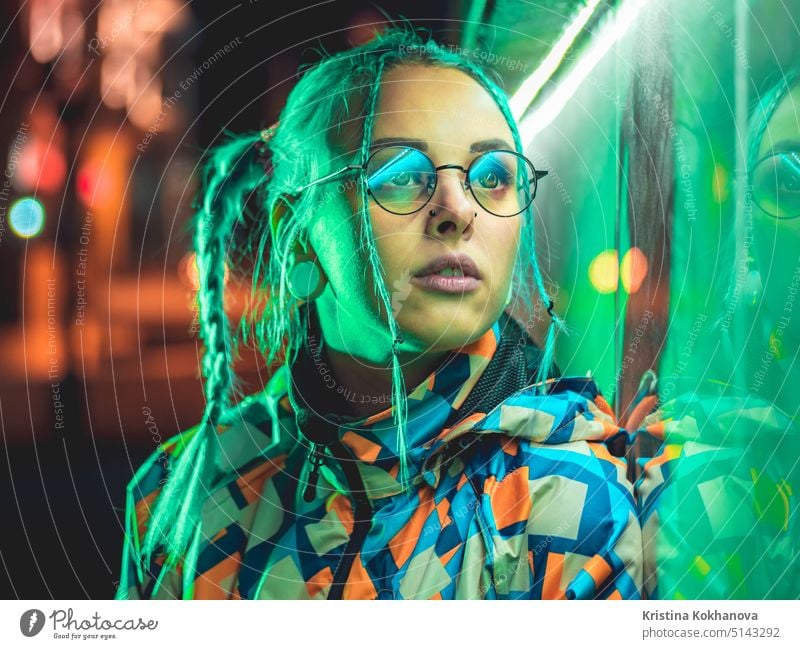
[749,149,800,220]
[289,145,549,217]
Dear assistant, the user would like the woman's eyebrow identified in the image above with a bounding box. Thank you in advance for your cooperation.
[470,138,514,152]
[368,137,514,152]
[370,137,428,150]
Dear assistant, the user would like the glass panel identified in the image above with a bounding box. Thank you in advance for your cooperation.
[488,0,800,598]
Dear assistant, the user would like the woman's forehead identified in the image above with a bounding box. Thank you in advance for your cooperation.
[371,64,514,156]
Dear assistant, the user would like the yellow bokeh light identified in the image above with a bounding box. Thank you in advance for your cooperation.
[588,249,619,293]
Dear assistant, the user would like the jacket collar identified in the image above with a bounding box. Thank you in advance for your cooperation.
[285,309,502,500]
[283,307,623,501]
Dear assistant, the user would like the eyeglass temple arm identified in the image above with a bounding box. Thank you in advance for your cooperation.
[526,169,549,200]
[289,163,365,197]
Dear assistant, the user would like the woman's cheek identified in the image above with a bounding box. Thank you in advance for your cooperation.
[312,207,371,302]
[372,225,418,277]
[494,223,521,280]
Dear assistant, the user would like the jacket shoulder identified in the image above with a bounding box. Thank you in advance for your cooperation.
[117,379,299,599]
[131,385,297,503]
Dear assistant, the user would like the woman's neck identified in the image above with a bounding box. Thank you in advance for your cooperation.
[322,342,448,419]
[306,296,449,418]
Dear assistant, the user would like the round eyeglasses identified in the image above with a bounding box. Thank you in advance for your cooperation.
[751,150,800,220]
[291,145,548,217]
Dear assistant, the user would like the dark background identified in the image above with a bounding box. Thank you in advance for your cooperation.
[0,0,461,599]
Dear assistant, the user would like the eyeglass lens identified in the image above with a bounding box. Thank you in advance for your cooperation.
[365,145,534,216]
[752,150,800,219]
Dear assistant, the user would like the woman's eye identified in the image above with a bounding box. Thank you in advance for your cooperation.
[779,172,800,192]
[776,158,800,192]
[478,171,501,189]
[475,166,511,190]
[386,171,432,188]
[389,172,413,186]
[752,151,800,218]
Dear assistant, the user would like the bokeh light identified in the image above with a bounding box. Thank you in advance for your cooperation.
[588,249,619,293]
[14,138,66,194]
[9,197,45,238]
[620,247,649,294]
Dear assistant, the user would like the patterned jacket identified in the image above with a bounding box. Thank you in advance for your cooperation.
[634,383,800,599]
[117,314,644,599]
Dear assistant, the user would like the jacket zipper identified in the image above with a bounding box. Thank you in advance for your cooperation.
[324,439,373,600]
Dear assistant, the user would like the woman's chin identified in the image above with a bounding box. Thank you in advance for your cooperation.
[397,312,496,353]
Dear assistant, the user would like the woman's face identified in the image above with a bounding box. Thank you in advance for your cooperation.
[752,82,800,326]
[311,63,522,360]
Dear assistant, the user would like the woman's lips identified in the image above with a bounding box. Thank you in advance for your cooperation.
[410,273,481,293]
[411,252,482,294]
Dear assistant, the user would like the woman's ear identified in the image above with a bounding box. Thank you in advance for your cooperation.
[269,193,293,244]
[271,193,326,302]
[270,194,316,258]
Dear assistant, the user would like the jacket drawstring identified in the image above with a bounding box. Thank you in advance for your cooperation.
[304,442,325,503]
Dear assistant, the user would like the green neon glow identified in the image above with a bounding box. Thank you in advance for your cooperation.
[517,0,648,142]
[509,0,605,118]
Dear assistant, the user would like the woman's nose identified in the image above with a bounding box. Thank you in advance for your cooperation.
[425,171,477,237]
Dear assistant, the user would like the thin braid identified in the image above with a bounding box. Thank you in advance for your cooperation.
[357,53,413,489]
[137,132,266,598]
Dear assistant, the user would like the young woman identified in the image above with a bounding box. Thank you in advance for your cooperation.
[117,27,643,600]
